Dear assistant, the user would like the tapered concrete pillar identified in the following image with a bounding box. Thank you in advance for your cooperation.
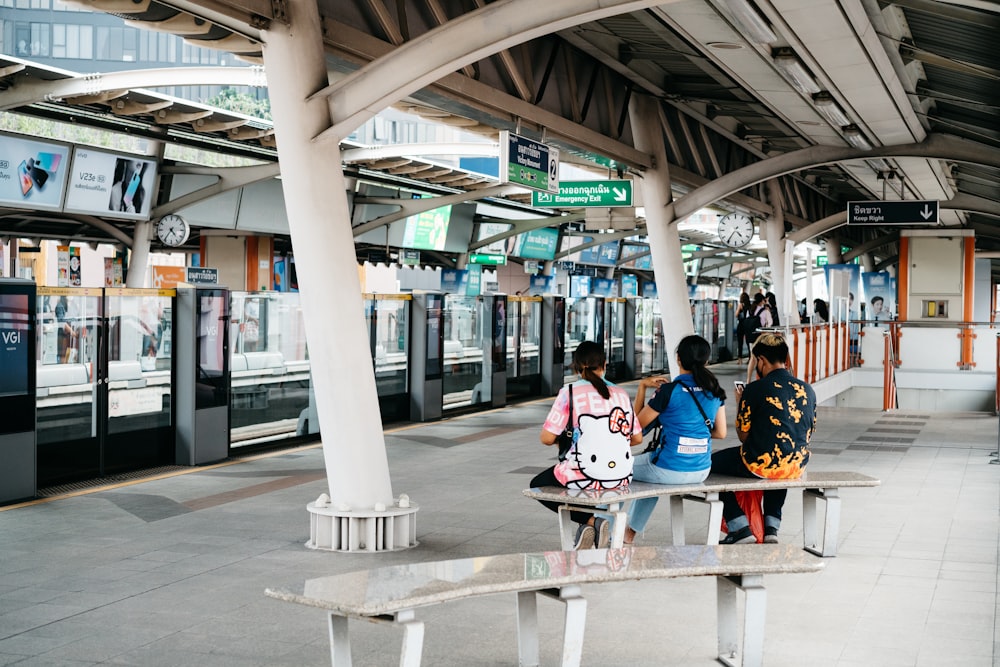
[629,94,693,366]
[763,179,790,323]
[126,221,152,288]
[261,0,414,551]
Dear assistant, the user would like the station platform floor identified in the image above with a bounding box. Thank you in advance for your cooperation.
[1,360,997,667]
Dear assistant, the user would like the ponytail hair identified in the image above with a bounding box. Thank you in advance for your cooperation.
[572,340,610,399]
[676,335,726,401]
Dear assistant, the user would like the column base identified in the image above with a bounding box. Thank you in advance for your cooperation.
[306,496,419,552]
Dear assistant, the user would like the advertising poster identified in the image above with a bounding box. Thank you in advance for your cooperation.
[570,275,591,298]
[151,265,186,288]
[0,134,71,212]
[465,264,482,296]
[621,274,638,298]
[591,278,616,298]
[528,274,553,295]
[401,205,452,251]
[64,148,158,220]
[0,294,30,397]
[57,246,70,287]
[862,271,894,323]
[515,227,559,260]
[824,264,861,322]
[69,246,81,287]
[440,268,468,294]
[642,281,658,299]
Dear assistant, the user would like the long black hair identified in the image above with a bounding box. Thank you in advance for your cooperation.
[572,340,610,399]
[676,334,726,401]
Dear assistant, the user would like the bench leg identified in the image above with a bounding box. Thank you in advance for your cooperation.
[675,493,722,546]
[516,591,540,667]
[802,488,841,557]
[669,496,686,545]
[328,613,351,667]
[396,610,425,667]
[557,506,576,550]
[716,574,766,667]
[558,586,587,667]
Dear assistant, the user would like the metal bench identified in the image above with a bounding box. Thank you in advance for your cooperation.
[265,544,823,667]
[523,470,880,557]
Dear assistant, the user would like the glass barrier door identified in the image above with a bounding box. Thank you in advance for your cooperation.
[35,288,103,486]
[564,297,603,383]
[605,298,626,382]
[506,295,541,398]
[442,294,488,410]
[635,297,668,375]
[229,291,312,445]
[104,288,175,473]
[365,294,411,423]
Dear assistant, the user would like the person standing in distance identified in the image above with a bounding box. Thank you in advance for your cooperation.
[711,333,817,544]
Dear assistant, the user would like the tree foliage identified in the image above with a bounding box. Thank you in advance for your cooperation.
[203,88,272,120]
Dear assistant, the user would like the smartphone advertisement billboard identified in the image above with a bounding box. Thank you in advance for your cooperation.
[0,133,71,211]
[64,148,158,220]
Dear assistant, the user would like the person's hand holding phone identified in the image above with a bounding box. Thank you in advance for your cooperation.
[734,380,745,398]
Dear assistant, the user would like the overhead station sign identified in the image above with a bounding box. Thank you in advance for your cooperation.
[848,200,939,225]
[532,180,633,208]
[499,131,559,194]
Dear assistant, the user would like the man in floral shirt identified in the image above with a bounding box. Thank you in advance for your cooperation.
[712,333,817,544]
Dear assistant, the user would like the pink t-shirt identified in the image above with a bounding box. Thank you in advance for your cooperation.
[544,380,637,489]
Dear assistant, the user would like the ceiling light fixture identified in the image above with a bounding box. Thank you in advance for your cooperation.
[841,124,873,150]
[812,92,851,127]
[772,48,821,95]
[718,0,777,45]
[866,158,891,173]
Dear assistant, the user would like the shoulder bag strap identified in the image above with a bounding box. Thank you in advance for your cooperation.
[680,383,713,432]
[564,384,574,439]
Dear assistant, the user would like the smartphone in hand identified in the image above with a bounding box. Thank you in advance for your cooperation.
[734,380,746,392]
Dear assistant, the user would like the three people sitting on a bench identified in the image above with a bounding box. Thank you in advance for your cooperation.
[532,332,817,549]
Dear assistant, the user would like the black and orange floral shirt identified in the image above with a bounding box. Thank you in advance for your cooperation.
[735,368,816,479]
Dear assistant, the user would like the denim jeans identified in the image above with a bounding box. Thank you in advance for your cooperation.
[626,451,709,533]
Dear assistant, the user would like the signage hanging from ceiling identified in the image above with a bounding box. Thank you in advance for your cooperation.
[0,133,72,212]
[499,131,559,194]
[63,148,159,221]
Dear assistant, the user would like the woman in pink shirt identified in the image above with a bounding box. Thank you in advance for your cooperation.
[530,341,642,549]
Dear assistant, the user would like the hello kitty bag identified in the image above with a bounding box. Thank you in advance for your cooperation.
[553,402,634,491]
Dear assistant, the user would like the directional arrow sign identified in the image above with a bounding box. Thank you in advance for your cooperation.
[532,180,633,208]
[848,200,939,225]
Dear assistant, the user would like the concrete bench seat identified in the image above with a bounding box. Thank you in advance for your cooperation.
[265,544,823,667]
[524,471,880,557]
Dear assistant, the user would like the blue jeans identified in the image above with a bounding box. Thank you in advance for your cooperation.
[626,452,709,533]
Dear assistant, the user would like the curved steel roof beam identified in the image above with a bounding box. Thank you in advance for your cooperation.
[309,0,679,143]
[0,66,267,111]
[150,162,280,218]
[351,184,521,237]
[668,133,1000,224]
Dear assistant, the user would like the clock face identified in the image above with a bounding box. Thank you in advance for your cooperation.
[156,214,190,247]
[718,213,754,248]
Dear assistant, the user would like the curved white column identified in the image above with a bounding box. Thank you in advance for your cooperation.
[261,0,393,514]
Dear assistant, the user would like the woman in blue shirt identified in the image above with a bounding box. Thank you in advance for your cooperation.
[624,335,727,544]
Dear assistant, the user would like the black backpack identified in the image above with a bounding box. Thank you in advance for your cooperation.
[740,311,761,338]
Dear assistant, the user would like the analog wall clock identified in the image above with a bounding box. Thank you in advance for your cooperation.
[718,212,754,248]
[156,214,190,247]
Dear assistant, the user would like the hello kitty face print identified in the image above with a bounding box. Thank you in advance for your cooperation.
[562,407,634,490]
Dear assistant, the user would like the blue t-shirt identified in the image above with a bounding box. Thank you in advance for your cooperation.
[648,374,723,472]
